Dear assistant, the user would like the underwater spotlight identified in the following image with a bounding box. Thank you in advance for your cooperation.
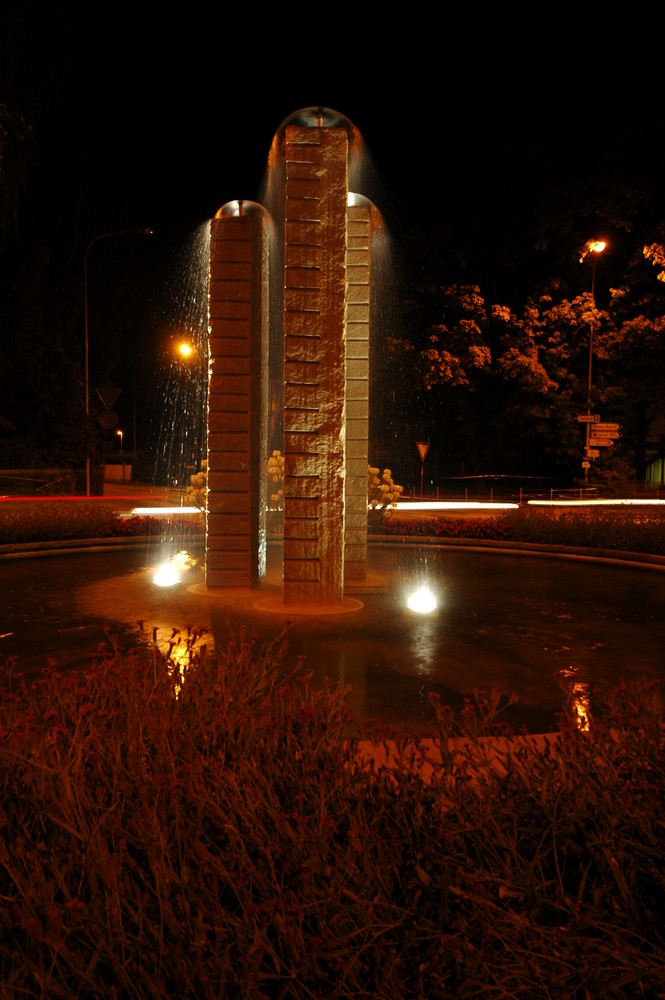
[152,551,197,588]
[153,562,181,588]
[407,586,437,614]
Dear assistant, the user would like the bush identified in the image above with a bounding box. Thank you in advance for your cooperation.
[378,505,665,555]
[1,634,664,996]
[0,504,203,545]
[4,500,665,558]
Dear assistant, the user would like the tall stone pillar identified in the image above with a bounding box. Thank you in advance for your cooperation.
[206,204,269,588]
[282,125,348,606]
[344,201,370,579]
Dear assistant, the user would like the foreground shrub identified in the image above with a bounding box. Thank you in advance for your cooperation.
[1,632,664,997]
[0,503,203,545]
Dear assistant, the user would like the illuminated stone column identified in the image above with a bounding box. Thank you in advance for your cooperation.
[282,125,348,606]
[344,201,370,579]
[206,204,269,588]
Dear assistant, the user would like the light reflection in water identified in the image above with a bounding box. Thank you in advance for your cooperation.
[156,625,208,699]
[558,666,591,731]
[408,618,440,678]
[571,682,591,731]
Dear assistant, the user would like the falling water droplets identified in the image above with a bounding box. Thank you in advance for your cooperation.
[146,222,210,493]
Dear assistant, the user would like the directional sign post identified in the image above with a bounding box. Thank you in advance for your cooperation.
[580,416,622,477]
[589,422,621,449]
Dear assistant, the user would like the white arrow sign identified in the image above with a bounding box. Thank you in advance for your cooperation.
[588,437,615,447]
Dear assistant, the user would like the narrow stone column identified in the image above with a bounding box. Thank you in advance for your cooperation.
[344,202,370,579]
[282,125,348,606]
[206,207,268,588]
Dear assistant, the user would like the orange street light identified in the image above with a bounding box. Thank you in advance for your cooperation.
[579,239,607,304]
[580,239,608,482]
[116,428,126,482]
[176,340,195,360]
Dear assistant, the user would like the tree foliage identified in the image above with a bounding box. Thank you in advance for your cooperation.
[386,242,665,488]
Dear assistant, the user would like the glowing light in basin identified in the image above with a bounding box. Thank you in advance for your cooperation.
[407,586,437,614]
[152,550,197,588]
[153,563,181,587]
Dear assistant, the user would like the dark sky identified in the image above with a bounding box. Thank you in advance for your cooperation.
[13,6,661,256]
[5,4,665,465]
[7,4,665,309]
[0,0,655,270]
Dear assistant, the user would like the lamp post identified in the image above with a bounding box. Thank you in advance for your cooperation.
[84,226,153,495]
[116,428,125,481]
[579,239,607,481]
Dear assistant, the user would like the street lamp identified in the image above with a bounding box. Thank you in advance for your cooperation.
[84,226,153,495]
[116,428,125,482]
[579,239,607,480]
[176,340,194,360]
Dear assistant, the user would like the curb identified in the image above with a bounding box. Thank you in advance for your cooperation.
[368,534,665,570]
[2,533,665,570]
[0,534,204,560]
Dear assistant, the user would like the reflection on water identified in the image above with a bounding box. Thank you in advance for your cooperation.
[557,666,592,731]
[407,617,441,678]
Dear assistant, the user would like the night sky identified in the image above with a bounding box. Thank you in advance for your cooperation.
[4,5,665,475]
[12,8,663,260]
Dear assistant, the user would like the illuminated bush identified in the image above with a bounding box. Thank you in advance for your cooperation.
[368,465,403,510]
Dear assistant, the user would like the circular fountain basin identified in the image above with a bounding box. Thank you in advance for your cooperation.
[3,539,665,735]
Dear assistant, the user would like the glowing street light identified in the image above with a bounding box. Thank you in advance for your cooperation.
[176,340,194,360]
[84,226,153,495]
[116,428,125,482]
[579,239,607,481]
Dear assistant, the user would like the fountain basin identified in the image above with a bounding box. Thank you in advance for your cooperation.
[3,539,665,736]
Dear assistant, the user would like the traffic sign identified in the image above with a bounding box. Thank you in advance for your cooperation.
[99,411,119,429]
[593,422,621,434]
[588,437,615,448]
[590,430,620,443]
[586,448,600,458]
[97,386,121,410]
[577,414,600,423]
[416,441,430,462]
